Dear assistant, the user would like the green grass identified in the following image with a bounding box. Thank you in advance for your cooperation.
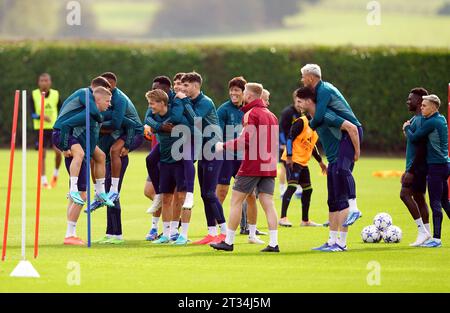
[0,150,449,292]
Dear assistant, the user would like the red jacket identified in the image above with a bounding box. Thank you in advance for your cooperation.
[224,98,278,177]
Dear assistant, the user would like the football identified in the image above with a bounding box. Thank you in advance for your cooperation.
[361,225,382,243]
[373,213,393,231]
[382,225,403,243]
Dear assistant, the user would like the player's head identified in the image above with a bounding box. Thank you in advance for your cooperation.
[261,89,270,107]
[181,72,202,98]
[243,82,263,104]
[292,89,303,113]
[228,76,247,106]
[407,87,428,112]
[300,64,321,89]
[421,94,440,118]
[152,76,172,94]
[91,76,112,90]
[37,73,52,91]
[146,89,169,115]
[100,72,118,90]
[93,86,112,112]
[173,72,186,93]
[295,87,317,115]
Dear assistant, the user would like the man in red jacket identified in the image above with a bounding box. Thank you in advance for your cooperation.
[211,83,280,253]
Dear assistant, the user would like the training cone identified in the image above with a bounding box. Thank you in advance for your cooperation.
[10,260,40,278]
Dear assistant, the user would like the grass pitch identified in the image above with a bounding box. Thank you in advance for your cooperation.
[0,150,449,292]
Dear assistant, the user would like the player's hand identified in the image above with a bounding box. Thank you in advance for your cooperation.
[176,92,187,99]
[44,115,51,122]
[215,142,224,153]
[319,161,327,175]
[403,172,414,185]
[160,123,174,133]
[286,156,294,170]
[63,150,72,158]
[280,144,286,151]
[120,147,129,157]
[403,120,411,131]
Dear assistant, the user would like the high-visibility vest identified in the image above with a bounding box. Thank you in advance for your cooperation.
[281,116,319,166]
[32,89,59,130]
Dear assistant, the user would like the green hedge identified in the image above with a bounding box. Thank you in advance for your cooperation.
[0,41,449,151]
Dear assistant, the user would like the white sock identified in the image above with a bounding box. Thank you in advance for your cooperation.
[225,228,236,245]
[152,216,160,230]
[70,177,78,192]
[424,223,431,234]
[328,231,338,245]
[338,231,348,247]
[269,230,278,247]
[110,178,120,193]
[181,223,189,238]
[41,175,48,184]
[96,178,106,194]
[163,222,171,238]
[170,221,179,236]
[53,169,59,177]
[208,226,217,236]
[219,222,227,234]
[66,221,77,238]
[348,198,358,212]
[414,218,427,234]
[248,224,257,238]
[279,183,286,194]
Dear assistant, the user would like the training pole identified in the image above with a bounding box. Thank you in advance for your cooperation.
[86,89,91,247]
[34,92,45,258]
[1,91,20,261]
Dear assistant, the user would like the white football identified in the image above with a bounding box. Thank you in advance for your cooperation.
[382,225,402,243]
[373,213,393,231]
[361,225,382,243]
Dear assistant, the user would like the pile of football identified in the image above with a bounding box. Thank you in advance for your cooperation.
[361,213,402,243]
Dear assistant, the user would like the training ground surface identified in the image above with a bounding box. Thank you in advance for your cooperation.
[0,150,449,292]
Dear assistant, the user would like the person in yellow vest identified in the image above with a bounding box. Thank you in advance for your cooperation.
[29,73,62,189]
[279,112,327,227]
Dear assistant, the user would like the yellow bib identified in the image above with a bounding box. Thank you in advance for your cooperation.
[281,116,318,166]
[32,89,59,130]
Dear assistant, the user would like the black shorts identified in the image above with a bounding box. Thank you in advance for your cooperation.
[284,162,311,187]
[35,130,54,150]
[401,167,427,194]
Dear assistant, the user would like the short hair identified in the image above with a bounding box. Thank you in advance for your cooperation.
[153,76,172,88]
[296,87,316,102]
[292,89,299,102]
[173,72,186,82]
[93,86,112,97]
[181,72,202,85]
[245,83,263,98]
[101,72,118,82]
[410,87,428,98]
[91,76,112,89]
[423,94,441,108]
[262,89,270,98]
[38,73,51,80]
[228,76,247,91]
[301,64,322,79]
[145,89,169,105]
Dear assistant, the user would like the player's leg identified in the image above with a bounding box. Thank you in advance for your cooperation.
[108,138,125,199]
[153,163,176,244]
[92,146,114,207]
[246,192,264,244]
[144,177,162,241]
[67,144,85,205]
[173,163,191,244]
[278,150,287,197]
[51,143,62,188]
[170,190,182,241]
[207,160,227,243]
[181,140,196,209]
[299,166,321,227]
[216,159,233,205]
[146,144,162,213]
[257,178,279,252]
[441,177,450,219]
[279,162,296,227]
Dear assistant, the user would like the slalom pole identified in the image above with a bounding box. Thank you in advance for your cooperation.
[34,92,45,258]
[85,88,91,247]
[21,90,27,260]
[2,90,20,261]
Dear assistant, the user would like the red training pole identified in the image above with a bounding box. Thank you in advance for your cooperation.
[34,92,45,258]
[2,90,20,261]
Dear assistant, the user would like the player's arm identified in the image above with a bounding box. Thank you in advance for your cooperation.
[279,110,291,147]
[223,112,256,153]
[120,116,138,149]
[309,90,332,129]
[109,97,127,130]
[408,139,427,174]
[78,89,103,123]
[341,120,360,161]
[59,111,86,151]
[285,118,303,169]
[404,120,434,143]
[216,106,227,134]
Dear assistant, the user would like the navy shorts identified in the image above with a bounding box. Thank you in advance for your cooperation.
[159,161,186,194]
[52,130,80,152]
[218,159,241,185]
[401,166,427,194]
[119,133,144,152]
[327,162,349,212]
[284,162,311,187]
[64,157,87,192]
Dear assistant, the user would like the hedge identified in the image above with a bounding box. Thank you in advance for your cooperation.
[0,41,449,152]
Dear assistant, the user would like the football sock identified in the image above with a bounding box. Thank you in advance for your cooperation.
[208,226,217,236]
[110,178,120,193]
[152,216,160,230]
[225,228,235,245]
[66,221,77,238]
[70,177,78,192]
[269,230,278,248]
[181,223,189,238]
[328,231,338,245]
